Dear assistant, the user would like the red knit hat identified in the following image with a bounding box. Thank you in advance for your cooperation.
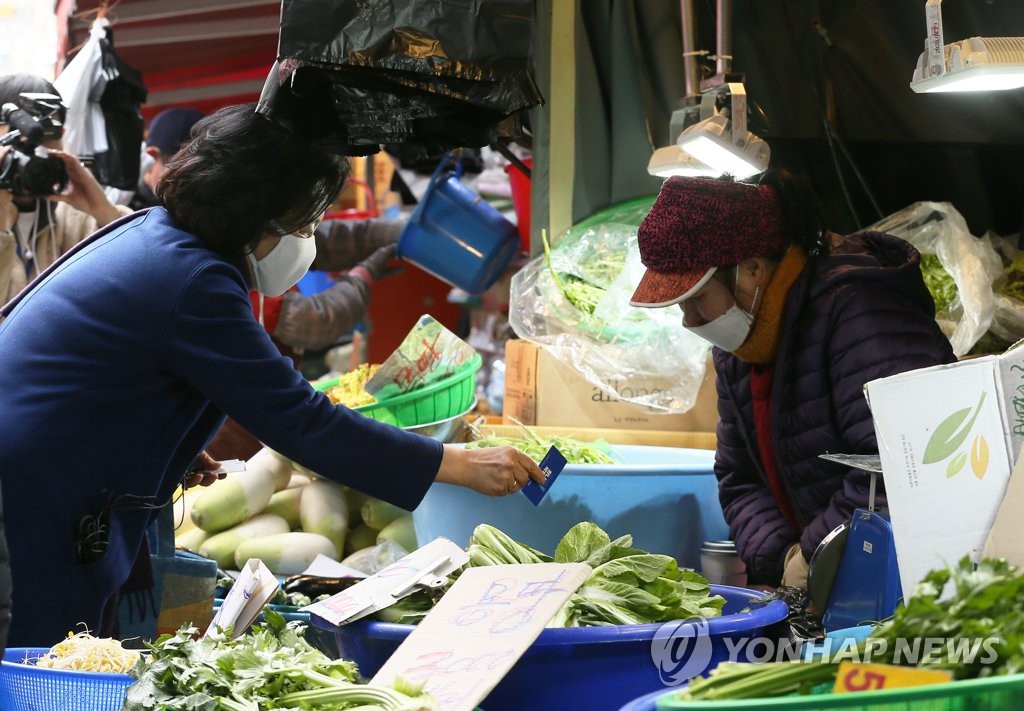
[630,176,786,308]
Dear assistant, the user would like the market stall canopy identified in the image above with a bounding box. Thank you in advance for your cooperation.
[55,0,281,121]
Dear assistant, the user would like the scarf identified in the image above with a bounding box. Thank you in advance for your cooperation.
[733,246,809,364]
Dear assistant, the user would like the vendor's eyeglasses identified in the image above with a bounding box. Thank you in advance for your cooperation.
[271,217,322,239]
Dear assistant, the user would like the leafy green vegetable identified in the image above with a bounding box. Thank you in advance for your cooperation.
[124,609,436,710]
[470,522,725,628]
[920,253,958,313]
[677,556,1024,701]
[467,418,619,465]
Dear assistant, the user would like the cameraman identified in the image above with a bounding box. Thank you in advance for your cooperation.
[0,74,131,302]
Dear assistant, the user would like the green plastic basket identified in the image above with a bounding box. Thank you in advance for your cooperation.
[314,353,482,427]
[651,672,1024,711]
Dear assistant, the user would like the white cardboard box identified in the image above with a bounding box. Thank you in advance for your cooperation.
[864,347,1024,598]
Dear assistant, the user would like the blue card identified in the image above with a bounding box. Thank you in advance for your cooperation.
[522,446,567,506]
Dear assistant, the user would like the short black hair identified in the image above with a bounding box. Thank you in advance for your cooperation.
[157,103,349,257]
[0,74,66,125]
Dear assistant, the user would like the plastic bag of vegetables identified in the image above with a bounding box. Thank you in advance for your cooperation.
[509,198,711,414]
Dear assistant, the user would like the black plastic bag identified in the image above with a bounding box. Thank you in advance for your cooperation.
[261,0,542,155]
[91,33,147,190]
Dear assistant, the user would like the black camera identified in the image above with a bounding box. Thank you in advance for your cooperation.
[0,92,68,197]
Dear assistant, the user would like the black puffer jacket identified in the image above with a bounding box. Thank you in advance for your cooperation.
[713,231,956,583]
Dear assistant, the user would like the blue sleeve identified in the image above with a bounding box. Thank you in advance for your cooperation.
[164,261,441,511]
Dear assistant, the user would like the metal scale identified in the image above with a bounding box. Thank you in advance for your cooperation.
[807,453,902,631]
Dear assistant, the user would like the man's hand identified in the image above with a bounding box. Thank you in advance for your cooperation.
[44,149,122,226]
[0,147,13,228]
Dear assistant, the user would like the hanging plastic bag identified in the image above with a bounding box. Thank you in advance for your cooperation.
[260,0,542,155]
[509,199,711,414]
[869,201,1002,356]
[53,20,109,161]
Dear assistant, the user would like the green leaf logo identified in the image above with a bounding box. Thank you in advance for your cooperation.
[946,451,967,478]
[923,391,987,465]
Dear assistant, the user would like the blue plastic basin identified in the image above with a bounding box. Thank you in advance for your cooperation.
[412,445,728,570]
[311,584,787,711]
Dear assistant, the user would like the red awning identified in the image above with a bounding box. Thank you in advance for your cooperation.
[56,0,281,120]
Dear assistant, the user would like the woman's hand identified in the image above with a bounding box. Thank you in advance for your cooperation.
[44,149,122,226]
[185,450,226,488]
[436,444,547,496]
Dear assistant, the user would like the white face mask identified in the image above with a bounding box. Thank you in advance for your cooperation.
[246,233,317,297]
[685,302,754,351]
[684,266,759,352]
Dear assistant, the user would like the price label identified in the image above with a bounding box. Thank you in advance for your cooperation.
[833,662,953,694]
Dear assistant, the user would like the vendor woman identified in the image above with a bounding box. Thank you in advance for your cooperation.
[629,172,955,588]
[0,104,545,646]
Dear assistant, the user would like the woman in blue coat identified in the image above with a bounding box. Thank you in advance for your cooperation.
[0,104,544,646]
[629,172,955,588]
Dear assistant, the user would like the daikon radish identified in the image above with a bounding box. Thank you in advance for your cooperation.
[361,498,408,530]
[172,486,201,536]
[263,486,304,529]
[286,472,312,489]
[234,531,336,575]
[199,513,289,568]
[256,447,298,492]
[190,447,289,532]
[376,514,417,552]
[345,523,379,555]
[299,479,349,557]
[175,526,210,553]
[343,487,370,521]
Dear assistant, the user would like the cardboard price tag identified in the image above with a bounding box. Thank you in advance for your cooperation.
[303,538,468,627]
[833,662,953,693]
[371,562,591,711]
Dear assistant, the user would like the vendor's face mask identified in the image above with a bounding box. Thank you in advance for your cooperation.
[684,267,758,352]
[246,232,317,297]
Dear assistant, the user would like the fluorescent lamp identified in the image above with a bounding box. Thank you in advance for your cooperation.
[646,145,719,178]
[911,37,1024,93]
[677,114,770,179]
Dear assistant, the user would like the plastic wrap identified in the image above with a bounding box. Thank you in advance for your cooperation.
[870,201,1002,356]
[509,202,711,414]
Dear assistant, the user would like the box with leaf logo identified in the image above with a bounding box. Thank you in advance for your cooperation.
[864,344,1024,599]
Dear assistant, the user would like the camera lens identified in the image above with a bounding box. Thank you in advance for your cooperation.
[18,155,68,196]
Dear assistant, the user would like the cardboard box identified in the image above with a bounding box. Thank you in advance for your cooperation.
[502,339,718,432]
[981,444,1024,570]
[864,347,1024,598]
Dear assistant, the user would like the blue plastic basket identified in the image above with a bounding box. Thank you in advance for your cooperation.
[312,584,787,711]
[412,445,728,570]
[0,648,134,711]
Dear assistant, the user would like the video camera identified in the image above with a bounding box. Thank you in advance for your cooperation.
[0,92,68,197]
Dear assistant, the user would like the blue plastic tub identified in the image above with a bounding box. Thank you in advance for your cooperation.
[0,648,134,711]
[312,584,787,711]
[412,445,728,570]
[396,153,520,295]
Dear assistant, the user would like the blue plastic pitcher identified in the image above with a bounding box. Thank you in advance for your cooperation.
[397,153,520,295]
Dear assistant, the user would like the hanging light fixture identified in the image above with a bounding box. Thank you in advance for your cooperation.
[910,0,1024,93]
[675,83,770,179]
[646,1,769,179]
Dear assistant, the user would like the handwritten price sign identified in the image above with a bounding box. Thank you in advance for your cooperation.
[833,662,952,694]
[371,562,592,711]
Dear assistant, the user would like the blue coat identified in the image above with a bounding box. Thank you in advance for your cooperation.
[0,208,441,646]
[713,232,956,583]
